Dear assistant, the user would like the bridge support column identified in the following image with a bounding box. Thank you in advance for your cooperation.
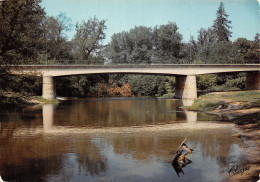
[175,75,197,99]
[246,72,260,90]
[42,76,56,100]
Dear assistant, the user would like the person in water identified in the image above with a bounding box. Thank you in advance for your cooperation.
[176,143,193,165]
[172,143,193,177]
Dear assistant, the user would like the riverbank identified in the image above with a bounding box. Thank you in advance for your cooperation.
[185,91,260,182]
[228,123,260,182]
[0,91,59,109]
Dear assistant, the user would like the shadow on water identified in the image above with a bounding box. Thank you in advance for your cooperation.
[232,112,260,125]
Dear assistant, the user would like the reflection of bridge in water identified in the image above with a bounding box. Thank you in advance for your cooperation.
[42,100,199,134]
[10,64,260,100]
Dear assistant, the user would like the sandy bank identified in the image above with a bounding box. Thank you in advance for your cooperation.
[11,122,234,137]
[228,124,260,182]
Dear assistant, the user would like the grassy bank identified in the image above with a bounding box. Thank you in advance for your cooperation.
[34,96,60,104]
[186,91,260,111]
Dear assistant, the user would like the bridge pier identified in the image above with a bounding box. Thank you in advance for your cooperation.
[42,76,56,100]
[246,72,260,90]
[175,75,197,99]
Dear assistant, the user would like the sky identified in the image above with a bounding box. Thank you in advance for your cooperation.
[41,0,260,44]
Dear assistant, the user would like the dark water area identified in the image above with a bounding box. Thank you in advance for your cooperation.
[0,98,248,182]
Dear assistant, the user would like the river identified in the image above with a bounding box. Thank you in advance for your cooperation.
[0,98,249,182]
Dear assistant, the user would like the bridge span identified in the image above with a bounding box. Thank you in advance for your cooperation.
[9,64,260,100]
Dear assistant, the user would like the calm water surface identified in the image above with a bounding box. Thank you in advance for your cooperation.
[0,98,248,182]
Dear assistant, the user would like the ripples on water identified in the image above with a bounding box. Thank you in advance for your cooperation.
[0,98,248,182]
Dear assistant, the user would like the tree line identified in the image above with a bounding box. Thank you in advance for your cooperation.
[0,0,259,99]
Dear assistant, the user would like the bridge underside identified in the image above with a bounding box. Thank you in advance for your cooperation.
[42,71,260,100]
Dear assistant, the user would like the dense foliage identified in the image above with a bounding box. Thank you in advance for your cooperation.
[0,1,259,99]
[73,16,106,64]
[108,23,183,64]
[0,0,45,64]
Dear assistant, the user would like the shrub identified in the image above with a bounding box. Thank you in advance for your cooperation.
[197,74,217,91]
[161,93,175,98]
[213,77,245,91]
[0,95,29,108]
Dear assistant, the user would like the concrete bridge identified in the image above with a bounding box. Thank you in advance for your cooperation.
[9,64,260,99]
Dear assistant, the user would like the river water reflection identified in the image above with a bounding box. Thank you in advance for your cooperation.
[0,98,247,181]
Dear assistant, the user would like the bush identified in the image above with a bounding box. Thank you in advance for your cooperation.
[213,77,245,91]
[7,75,42,96]
[161,93,175,98]
[197,74,217,91]
[0,95,29,108]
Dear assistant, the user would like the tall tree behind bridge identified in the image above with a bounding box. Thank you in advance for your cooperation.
[42,12,73,63]
[254,33,260,45]
[108,22,183,64]
[212,2,232,42]
[108,26,153,64]
[191,2,234,64]
[152,22,183,63]
[190,27,217,62]
[72,16,106,64]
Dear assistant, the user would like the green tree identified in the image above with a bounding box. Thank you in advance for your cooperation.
[0,0,45,93]
[56,74,109,97]
[108,26,153,64]
[108,32,129,64]
[197,74,217,91]
[0,0,45,64]
[254,33,260,44]
[42,12,73,62]
[212,2,232,42]
[153,22,183,63]
[108,22,183,64]
[128,26,153,64]
[178,36,199,63]
[209,41,235,64]
[165,76,175,94]
[196,28,217,61]
[73,16,106,64]
[128,75,166,96]
[233,38,259,63]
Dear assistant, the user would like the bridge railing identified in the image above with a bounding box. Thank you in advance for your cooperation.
[38,60,104,65]
[26,59,260,65]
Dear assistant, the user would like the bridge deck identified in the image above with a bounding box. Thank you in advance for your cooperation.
[9,64,260,77]
[8,64,260,69]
